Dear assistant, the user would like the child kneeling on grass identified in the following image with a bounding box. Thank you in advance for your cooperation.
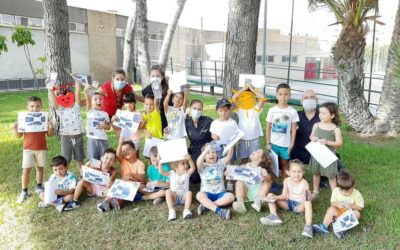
[313,171,364,239]
[38,156,77,212]
[65,148,118,211]
[260,159,313,238]
[158,154,196,221]
[196,143,235,221]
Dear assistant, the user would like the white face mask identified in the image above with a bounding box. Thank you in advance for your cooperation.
[302,99,317,111]
[191,110,202,120]
[150,77,161,85]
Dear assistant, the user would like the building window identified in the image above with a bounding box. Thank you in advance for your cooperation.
[267,56,274,63]
[15,16,29,26]
[291,56,297,63]
[306,57,316,63]
[256,55,262,63]
[29,17,42,28]
[69,22,87,33]
[282,56,289,63]
[149,34,157,40]
[115,28,126,38]
[0,14,15,25]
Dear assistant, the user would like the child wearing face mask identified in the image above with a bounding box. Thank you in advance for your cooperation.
[163,88,189,139]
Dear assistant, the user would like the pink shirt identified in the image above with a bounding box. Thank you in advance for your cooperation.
[287,178,307,203]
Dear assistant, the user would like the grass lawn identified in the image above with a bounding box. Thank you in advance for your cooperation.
[0,89,399,249]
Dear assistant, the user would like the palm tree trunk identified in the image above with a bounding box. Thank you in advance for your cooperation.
[136,0,151,87]
[376,0,400,136]
[158,0,187,69]
[334,26,376,134]
[223,0,261,99]
[122,1,137,84]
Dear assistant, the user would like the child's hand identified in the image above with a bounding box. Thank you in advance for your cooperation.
[288,144,294,153]
[184,154,192,161]
[167,89,173,95]
[98,121,108,129]
[84,84,90,93]
[319,139,327,145]
[12,122,18,131]
[343,202,351,209]
[111,115,118,123]
[119,135,125,144]
[311,136,319,142]
[55,190,64,195]
[48,121,53,129]
[145,131,152,139]
[163,127,170,135]
[122,174,131,181]
[211,134,220,141]
[184,87,189,95]
[266,144,272,152]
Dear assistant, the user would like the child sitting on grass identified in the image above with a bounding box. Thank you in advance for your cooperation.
[232,149,273,213]
[196,143,235,221]
[260,159,313,238]
[313,171,364,239]
[38,156,77,212]
[158,154,196,221]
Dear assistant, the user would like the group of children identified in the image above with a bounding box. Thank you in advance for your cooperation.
[13,68,364,239]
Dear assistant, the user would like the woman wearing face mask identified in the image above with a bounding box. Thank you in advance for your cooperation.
[185,99,213,184]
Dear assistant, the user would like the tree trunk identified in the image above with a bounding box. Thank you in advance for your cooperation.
[158,0,187,69]
[223,0,261,99]
[136,0,151,87]
[334,26,376,134]
[376,0,400,136]
[122,1,137,84]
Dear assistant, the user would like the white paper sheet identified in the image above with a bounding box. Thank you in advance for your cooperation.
[225,165,262,185]
[332,209,359,233]
[157,138,188,163]
[44,180,58,204]
[46,72,58,90]
[18,112,48,133]
[74,74,88,86]
[305,141,338,168]
[82,166,110,185]
[113,109,141,133]
[269,150,279,177]
[217,123,238,145]
[238,74,265,89]
[107,179,140,201]
[169,71,187,93]
[143,137,164,158]
[222,129,245,156]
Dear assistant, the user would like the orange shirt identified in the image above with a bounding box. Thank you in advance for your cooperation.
[23,132,47,150]
[121,158,145,184]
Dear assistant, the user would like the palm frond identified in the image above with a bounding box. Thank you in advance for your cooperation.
[354,0,364,27]
[392,42,400,79]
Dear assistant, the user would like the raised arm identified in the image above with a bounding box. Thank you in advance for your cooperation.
[183,88,189,111]
[48,89,59,109]
[163,89,172,113]
[75,79,82,105]
[116,136,124,162]
[157,160,170,177]
[84,84,91,110]
[196,144,210,172]
[185,154,196,176]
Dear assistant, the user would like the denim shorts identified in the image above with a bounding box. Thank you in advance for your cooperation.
[287,199,301,213]
[272,144,290,160]
[176,193,185,205]
[205,192,226,202]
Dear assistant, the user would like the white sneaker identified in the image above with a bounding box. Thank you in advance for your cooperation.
[232,201,247,213]
[260,213,282,226]
[17,190,29,204]
[168,209,176,221]
[55,203,66,213]
[153,197,165,205]
[183,209,192,219]
[37,201,48,208]
[251,200,261,212]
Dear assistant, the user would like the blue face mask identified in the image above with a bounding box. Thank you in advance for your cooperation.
[113,80,126,90]
[191,110,202,120]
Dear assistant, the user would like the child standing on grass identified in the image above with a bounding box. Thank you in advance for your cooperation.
[260,159,313,238]
[163,88,188,139]
[159,154,196,221]
[38,156,77,212]
[14,96,54,204]
[313,171,364,239]
[266,83,299,180]
[232,149,273,213]
[143,94,162,139]
[307,102,343,199]
[196,143,235,221]
[84,85,111,161]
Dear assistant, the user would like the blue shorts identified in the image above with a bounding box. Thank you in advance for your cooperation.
[176,193,185,205]
[205,192,226,202]
[287,199,301,213]
[238,138,260,159]
[134,192,143,202]
[272,144,290,160]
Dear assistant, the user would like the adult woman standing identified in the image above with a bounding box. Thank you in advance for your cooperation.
[185,99,213,184]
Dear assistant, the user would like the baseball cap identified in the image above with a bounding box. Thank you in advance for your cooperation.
[216,98,232,110]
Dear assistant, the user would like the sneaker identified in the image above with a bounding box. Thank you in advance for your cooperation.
[217,208,231,220]
[197,204,208,216]
[232,201,247,213]
[97,201,111,213]
[168,209,176,221]
[251,200,261,212]
[153,197,165,205]
[334,230,346,239]
[260,213,283,226]
[312,224,329,234]
[35,185,44,194]
[64,200,80,211]
[55,203,66,213]
[301,224,313,238]
[183,209,192,220]
[37,201,48,208]
[16,190,29,204]
[110,198,121,211]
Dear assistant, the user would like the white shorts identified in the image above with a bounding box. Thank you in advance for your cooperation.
[87,183,107,197]
[22,150,47,169]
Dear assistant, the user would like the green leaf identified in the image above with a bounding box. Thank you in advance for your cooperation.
[11,26,35,48]
[0,35,8,55]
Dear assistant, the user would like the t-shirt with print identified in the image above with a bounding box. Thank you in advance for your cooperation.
[237,107,263,140]
[330,187,364,208]
[170,171,190,195]
[57,103,85,136]
[48,171,77,191]
[266,106,299,147]
[143,109,162,139]
[147,164,171,183]
[199,159,226,194]
[166,106,187,139]
[210,118,238,145]
[86,108,110,140]
[121,159,145,184]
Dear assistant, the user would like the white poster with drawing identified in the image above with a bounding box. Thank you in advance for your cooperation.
[18,112,48,133]
[222,129,245,156]
[225,165,262,185]
[44,180,58,204]
[217,123,238,145]
[107,179,140,201]
[332,209,359,233]
[113,109,141,133]
[87,111,109,140]
[46,72,58,90]
[239,74,265,89]
[143,181,168,192]
[143,137,164,158]
[157,138,188,163]
[82,166,110,185]
[73,74,89,86]
[169,71,188,93]
[306,141,338,168]
[269,150,279,177]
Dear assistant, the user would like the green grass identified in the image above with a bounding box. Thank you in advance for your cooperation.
[0,90,399,249]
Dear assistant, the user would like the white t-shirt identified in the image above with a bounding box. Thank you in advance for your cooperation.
[48,171,77,191]
[266,106,299,147]
[86,108,110,140]
[199,159,226,194]
[169,171,190,196]
[57,103,85,136]
[210,118,238,145]
[166,106,187,139]
[237,107,263,140]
